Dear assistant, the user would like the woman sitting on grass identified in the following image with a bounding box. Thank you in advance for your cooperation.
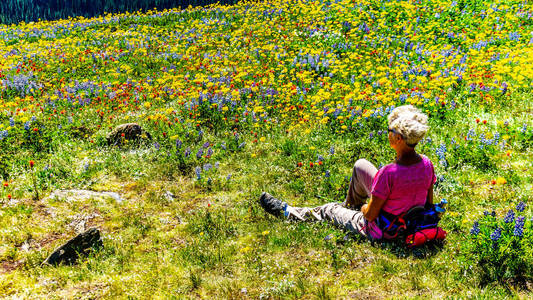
[259,105,436,240]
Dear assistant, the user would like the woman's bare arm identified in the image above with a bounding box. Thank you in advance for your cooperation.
[361,194,387,222]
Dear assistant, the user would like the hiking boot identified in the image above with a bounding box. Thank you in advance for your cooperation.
[259,192,287,217]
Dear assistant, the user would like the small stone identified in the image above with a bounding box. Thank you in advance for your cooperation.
[164,191,176,202]
[42,228,103,266]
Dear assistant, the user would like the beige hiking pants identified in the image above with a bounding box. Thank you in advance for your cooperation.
[286,159,379,237]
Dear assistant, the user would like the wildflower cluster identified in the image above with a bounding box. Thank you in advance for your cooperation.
[461,201,532,285]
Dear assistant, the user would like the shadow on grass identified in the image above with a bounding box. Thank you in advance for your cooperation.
[340,232,446,259]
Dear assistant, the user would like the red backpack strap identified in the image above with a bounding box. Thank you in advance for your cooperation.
[383,212,407,239]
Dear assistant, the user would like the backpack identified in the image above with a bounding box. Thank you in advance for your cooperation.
[376,205,447,247]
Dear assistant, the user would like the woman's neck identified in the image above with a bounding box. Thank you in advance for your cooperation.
[395,148,421,165]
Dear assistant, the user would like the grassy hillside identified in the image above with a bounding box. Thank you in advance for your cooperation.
[0,0,531,298]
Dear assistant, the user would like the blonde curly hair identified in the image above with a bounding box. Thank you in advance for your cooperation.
[387,105,429,146]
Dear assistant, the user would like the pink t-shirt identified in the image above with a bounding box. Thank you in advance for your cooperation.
[371,155,437,215]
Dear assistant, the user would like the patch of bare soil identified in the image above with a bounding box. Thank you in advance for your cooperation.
[348,290,385,299]
[0,259,22,275]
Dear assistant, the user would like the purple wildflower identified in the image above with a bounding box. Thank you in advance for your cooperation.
[501,82,508,95]
[195,166,201,180]
[514,216,525,237]
[504,210,515,223]
[203,141,210,148]
[470,221,480,236]
[196,148,203,159]
[490,228,502,242]
[184,147,191,158]
[516,201,525,212]
[176,139,182,149]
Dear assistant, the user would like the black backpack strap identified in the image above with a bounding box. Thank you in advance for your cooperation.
[403,206,426,220]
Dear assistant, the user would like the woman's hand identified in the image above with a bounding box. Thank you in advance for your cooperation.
[361,194,386,222]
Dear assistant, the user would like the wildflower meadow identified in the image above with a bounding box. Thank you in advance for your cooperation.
[0,0,531,298]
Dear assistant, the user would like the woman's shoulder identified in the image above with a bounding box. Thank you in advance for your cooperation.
[420,154,434,166]
[379,162,399,174]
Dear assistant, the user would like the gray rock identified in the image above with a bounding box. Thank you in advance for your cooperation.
[42,228,103,266]
[106,123,151,146]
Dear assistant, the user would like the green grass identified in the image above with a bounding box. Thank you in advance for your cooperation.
[1,98,531,298]
[0,0,532,298]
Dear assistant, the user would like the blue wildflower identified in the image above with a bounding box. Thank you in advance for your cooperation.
[9,118,14,127]
[514,216,525,237]
[196,148,203,159]
[154,142,160,150]
[470,221,480,236]
[238,142,246,149]
[24,121,30,131]
[0,130,7,140]
[329,145,334,155]
[176,139,182,149]
[516,201,525,212]
[504,210,515,223]
[195,166,201,180]
[203,163,212,171]
[226,174,232,180]
[184,147,191,158]
[207,147,213,157]
[215,162,219,169]
[221,142,227,150]
[203,141,210,148]
[325,170,330,178]
[520,123,527,133]
[490,228,502,242]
